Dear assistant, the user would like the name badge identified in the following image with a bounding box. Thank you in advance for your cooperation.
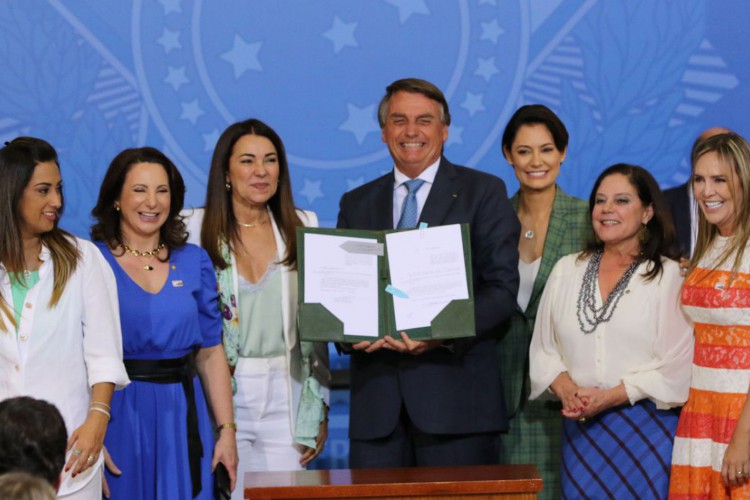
[172,280,184,288]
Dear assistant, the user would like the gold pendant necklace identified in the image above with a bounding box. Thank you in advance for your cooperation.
[120,242,165,257]
[120,242,165,271]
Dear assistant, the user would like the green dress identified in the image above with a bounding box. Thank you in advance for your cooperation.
[498,187,590,500]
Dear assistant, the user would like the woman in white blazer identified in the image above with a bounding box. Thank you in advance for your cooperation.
[185,119,329,499]
[0,137,129,499]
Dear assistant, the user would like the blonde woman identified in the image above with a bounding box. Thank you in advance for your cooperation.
[670,132,750,497]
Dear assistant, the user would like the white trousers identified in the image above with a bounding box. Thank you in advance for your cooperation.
[232,356,303,500]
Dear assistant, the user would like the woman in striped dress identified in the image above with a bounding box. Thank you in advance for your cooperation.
[670,132,750,498]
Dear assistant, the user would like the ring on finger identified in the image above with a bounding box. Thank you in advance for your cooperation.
[87,455,95,462]
[738,470,744,476]
[71,449,82,456]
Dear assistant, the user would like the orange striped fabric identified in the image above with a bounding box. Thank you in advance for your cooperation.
[669,239,750,499]
[670,466,750,500]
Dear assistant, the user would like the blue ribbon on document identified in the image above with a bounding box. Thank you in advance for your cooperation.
[385,284,409,299]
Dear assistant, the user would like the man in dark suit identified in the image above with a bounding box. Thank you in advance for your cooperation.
[337,78,520,468]
[664,126,730,264]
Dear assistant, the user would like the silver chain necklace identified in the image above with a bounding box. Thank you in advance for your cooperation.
[576,249,640,334]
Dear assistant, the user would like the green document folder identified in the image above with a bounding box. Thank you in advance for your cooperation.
[297,224,475,343]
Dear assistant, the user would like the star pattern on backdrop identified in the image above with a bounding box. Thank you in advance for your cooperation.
[157,0,182,15]
[445,125,464,147]
[221,34,263,79]
[474,57,499,82]
[480,19,505,44]
[164,66,188,91]
[179,99,205,125]
[299,178,324,204]
[385,0,430,24]
[157,28,181,54]
[460,92,485,116]
[339,103,380,144]
[323,16,358,53]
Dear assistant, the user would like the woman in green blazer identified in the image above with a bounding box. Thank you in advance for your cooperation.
[498,105,590,500]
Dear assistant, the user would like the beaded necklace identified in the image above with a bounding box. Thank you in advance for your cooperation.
[576,249,640,334]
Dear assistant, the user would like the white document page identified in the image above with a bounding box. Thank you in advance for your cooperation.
[385,224,469,331]
[303,233,379,337]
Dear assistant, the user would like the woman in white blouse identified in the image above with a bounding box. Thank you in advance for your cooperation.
[0,138,129,499]
[529,164,693,499]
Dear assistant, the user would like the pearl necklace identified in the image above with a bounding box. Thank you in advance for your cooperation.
[576,250,640,334]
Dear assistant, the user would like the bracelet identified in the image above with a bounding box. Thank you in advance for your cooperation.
[89,406,111,420]
[216,422,237,433]
[90,401,111,410]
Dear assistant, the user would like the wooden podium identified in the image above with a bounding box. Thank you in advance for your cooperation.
[244,464,542,499]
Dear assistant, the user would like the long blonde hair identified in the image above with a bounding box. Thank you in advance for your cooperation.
[689,132,750,281]
[0,138,80,332]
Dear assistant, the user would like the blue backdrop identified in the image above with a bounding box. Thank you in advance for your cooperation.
[1,0,747,469]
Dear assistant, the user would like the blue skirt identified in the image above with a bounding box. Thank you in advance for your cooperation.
[104,375,216,499]
[561,400,680,500]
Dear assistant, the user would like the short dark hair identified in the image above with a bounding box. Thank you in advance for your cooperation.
[377,78,451,127]
[501,104,569,153]
[583,163,677,280]
[0,397,67,487]
[91,147,188,255]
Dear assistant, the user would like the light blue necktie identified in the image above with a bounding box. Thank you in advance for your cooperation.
[397,178,426,229]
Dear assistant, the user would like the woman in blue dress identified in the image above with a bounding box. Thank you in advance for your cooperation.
[91,147,238,499]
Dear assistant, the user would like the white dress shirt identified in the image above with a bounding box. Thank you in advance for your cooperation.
[0,237,129,496]
[529,253,693,409]
[392,159,440,228]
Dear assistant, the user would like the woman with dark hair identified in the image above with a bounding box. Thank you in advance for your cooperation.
[670,133,750,497]
[185,119,329,497]
[529,164,693,498]
[497,104,589,498]
[91,147,237,499]
[0,396,67,490]
[0,137,128,499]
